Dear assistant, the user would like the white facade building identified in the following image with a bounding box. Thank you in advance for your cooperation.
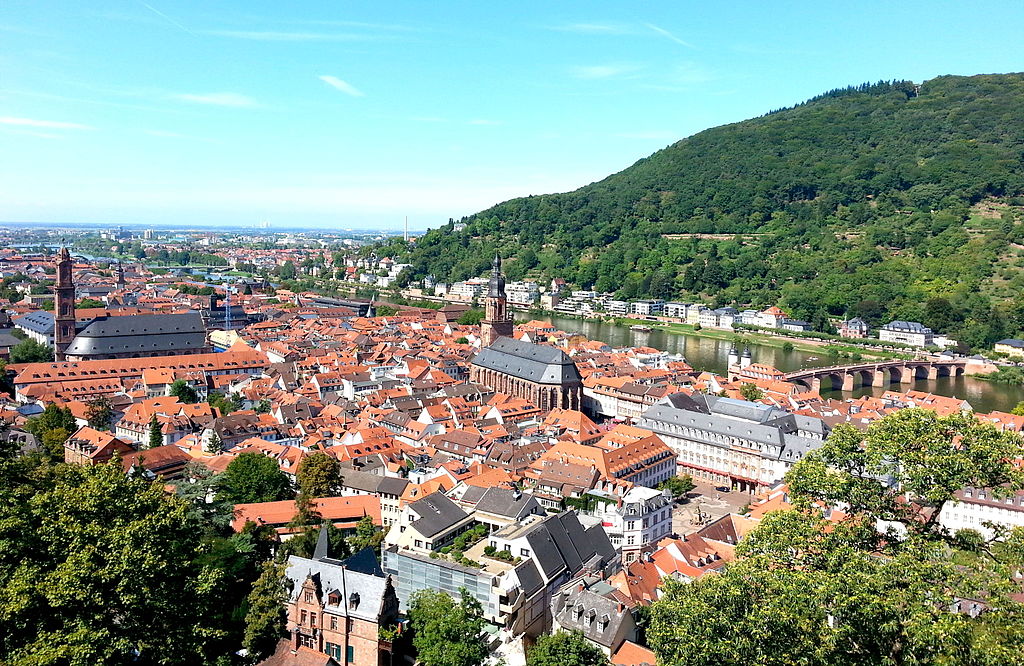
[638,393,829,492]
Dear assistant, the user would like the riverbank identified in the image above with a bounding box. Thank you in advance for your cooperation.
[531,311,904,361]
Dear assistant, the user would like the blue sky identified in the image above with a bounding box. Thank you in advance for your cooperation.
[1,1,1022,230]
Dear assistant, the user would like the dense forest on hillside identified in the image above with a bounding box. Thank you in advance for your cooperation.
[380,74,1024,349]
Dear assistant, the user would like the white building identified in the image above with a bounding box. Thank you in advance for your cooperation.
[664,302,690,319]
[579,487,673,563]
[938,487,1024,540]
[506,281,540,306]
[630,299,665,317]
[448,278,488,301]
[879,321,933,347]
[638,393,829,493]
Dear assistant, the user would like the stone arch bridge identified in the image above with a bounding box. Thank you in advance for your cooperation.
[783,358,990,393]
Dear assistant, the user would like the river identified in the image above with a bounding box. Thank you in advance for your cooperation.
[518,313,1024,414]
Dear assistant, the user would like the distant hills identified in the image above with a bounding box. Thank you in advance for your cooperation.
[390,74,1024,349]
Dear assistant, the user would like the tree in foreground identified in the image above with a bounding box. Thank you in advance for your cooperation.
[0,461,225,663]
[648,409,1024,666]
[218,451,293,505]
[296,451,341,499]
[528,631,608,666]
[408,589,488,666]
[243,560,289,662]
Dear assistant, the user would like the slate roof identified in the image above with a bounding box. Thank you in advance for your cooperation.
[471,337,582,385]
[474,487,543,520]
[496,511,615,582]
[64,312,207,358]
[882,320,932,333]
[640,393,828,462]
[554,585,632,649]
[996,339,1024,348]
[14,310,55,335]
[408,491,471,538]
[340,468,410,497]
[285,552,392,623]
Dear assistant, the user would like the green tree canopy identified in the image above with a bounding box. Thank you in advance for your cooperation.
[648,409,1024,666]
[243,560,289,662]
[528,631,609,666]
[10,338,53,363]
[408,589,488,666]
[169,379,199,404]
[217,452,293,505]
[295,451,341,499]
[739,383,764,402]
[457,308,485,326]
[85,396,113,431]
[148,414,163,449]
[0,461,226,663]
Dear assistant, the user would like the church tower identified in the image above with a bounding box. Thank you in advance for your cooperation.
[480,253,514,345]
[53,247,76,362]
[115,261,126,290]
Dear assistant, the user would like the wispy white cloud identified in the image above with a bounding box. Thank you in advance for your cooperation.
[172,92,259,108]
[644,23,695,48]
[0,127,61,140]
[0,116,94,130]
[468,119,501,126]
[137,1,196,36]
[205,30,372,42]
[571,63,642,80]
[318,75,365,97]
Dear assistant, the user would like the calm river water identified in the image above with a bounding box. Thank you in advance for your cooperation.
[518,313,1024,414]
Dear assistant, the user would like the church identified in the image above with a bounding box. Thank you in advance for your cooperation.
[469,255,583,410]
[53,248,211,362]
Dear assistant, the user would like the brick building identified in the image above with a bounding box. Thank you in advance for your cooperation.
[268,531,400,666]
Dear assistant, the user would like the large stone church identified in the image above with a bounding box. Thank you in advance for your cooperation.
[469,255,583,410]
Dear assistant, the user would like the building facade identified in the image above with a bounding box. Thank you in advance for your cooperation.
[470,337,583,411]
[638,393,829,492]
[479,254,515,346]
[53,247,76,362]
[879,321,933,347]
[282,536,399,666]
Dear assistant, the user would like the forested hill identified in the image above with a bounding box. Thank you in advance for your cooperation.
[386,73,1024,348]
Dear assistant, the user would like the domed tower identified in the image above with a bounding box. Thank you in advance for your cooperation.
[53,247,76,362]
[727,344,739,369]
[480,252,514,345]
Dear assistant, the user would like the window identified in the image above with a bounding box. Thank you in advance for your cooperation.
[304,591,314,603]
[347,645,355,663]
[311,613,317,627]
[326,643,343,660]
[415,539,423,548]
[347,618,354,632]
[520,548,529,556]
[331,616,338,630]
[300,610,307,624]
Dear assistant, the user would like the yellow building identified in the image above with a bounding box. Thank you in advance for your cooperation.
[994,339,1024,358]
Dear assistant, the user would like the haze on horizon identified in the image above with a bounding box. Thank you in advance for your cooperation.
[2,1,1022,231]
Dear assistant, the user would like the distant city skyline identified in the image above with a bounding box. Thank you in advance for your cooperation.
[2,1,1023,230]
